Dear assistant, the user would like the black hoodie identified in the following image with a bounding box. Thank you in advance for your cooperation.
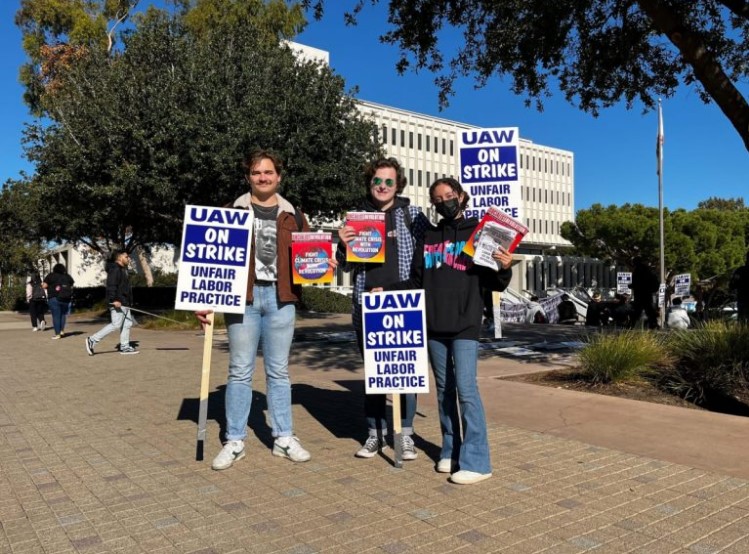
[105,261,133,307]
[389,216,512,340]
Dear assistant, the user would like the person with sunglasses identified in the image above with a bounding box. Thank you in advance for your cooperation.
[378,177,513,485]
[336,158,430,460]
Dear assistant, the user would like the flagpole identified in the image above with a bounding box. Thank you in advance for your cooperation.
[657,99,665,328]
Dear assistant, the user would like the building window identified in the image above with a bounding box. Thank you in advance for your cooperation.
[426,171,431,185]
[434,136,438,152]
[382,125,387,143]
[401,130,405,147]
[449,139,454,156]
[409,131,413,148]
[418,133,422,150]
[391,128,396,145]
[418,170,423,187]
[442,138,446,154]
[409,168,414,186]
[426,135,430,152]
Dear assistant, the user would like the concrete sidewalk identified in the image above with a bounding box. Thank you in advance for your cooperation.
[1,310,748,553]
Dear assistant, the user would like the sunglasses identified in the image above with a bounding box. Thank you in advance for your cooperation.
[371,177,396,188]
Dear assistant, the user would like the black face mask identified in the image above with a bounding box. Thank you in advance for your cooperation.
[435,198,461,220]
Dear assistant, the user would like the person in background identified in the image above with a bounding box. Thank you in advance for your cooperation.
[585,291,607,327]
[666,297,691,330]
[383,177,513,485]
[525,295,547,324]
[729,251,749,322]
[336,157,430,460]
[630,257,660,329]
[557,293,578,324]
[26,273,47,332]
[42,263,74,339]
[85,250,139,356]
[197,148,313,471]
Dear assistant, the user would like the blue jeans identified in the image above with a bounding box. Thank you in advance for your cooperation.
[428,338,491,474]
[91,307,133,346]
[48,297,69,335]
[224,285,296,441]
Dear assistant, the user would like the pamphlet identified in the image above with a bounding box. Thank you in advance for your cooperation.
[344,211,386,263]
[291,232,333,284]
[463,206,528,270]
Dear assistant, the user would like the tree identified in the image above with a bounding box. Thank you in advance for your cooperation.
[20,8,380,257]
[561,201,749,281]
[305,0,749,152]
[0,179,45,278]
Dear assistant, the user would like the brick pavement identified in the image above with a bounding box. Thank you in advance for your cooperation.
[1,311,748,553]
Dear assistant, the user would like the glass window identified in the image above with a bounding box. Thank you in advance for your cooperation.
[409,132,413,148]
[382,125,387,143]
[426,135,430,151]
[449,139,454,156]
[391,128,396,145]
[401,130,405,147]
[442,138,446,154]
[418,170,423,187]
[418,133,422,150]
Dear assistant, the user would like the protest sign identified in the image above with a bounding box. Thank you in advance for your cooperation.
[291,232,333,284]
[175,204,253,461]
[617,272,633,295]
[362,291,429,395]
[458,127,521,221]
[345,212,386,263]
[175,205,253,314]
[462,206,528,269]
[673,273,691,297]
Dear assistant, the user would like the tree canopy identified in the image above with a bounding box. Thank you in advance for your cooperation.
[561,201,749,282]
[17,3,381,256]
[305,0,749,152]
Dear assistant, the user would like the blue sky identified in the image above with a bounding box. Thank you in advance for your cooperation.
[2,1,748,212]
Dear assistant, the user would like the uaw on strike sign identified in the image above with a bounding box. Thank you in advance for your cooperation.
[362,290,429,394]
[175,205,254,314]
[459,127,521,221]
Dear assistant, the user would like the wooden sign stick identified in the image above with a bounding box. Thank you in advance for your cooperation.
[196,312,214,461]
[392,393,403,468]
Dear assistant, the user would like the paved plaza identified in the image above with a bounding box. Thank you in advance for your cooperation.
[1,310,748,553]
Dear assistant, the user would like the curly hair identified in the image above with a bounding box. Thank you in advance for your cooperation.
[363,157,407,195]
[429,177,470,210]
[242,148,284,176]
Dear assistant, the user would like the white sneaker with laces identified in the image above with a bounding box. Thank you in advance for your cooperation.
[436,459,457,473]
[211,440,245,470]
[40,320,46,331]
[400,435,418,461]
[273,436,310,462]
[356,435,385,458]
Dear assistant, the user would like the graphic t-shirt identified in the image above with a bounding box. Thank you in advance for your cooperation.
[253,204,278,281]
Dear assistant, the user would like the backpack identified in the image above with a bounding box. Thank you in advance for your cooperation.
[31,280,46,301]
[57,280,74,301]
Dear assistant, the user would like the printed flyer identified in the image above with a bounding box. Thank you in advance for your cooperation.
[345,211,386,263]
[291,232,333,284]
[463,206,528,270]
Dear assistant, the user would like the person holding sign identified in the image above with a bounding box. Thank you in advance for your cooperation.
[199,149,313,470]
[382,177,512,485]
[336,158,430,460]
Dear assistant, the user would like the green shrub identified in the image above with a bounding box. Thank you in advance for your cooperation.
[0,284,26,311]
[658,321,749,403]
[300,286,352,314]
[578,330,670,384]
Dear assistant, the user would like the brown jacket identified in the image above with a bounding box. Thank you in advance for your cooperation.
[231,192,310,303]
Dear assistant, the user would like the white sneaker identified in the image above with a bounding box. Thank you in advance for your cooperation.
[436,459,457,473]
[211,440,245,470]
[273,436,310,462]
[40,320,46,331]
[450,470,492,485]
[356,435,385,458]
[32,327,38,332]
[400,435,418,461]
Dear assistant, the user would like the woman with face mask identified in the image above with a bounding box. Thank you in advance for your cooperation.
[382,177,513,485]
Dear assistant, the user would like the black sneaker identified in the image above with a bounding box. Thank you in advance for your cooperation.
[85,337,95,356]
[356,435,385,458]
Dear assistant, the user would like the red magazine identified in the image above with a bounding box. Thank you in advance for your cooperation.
[463,207,528,269]
[291,232,333,284]
[344,211,386,263]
